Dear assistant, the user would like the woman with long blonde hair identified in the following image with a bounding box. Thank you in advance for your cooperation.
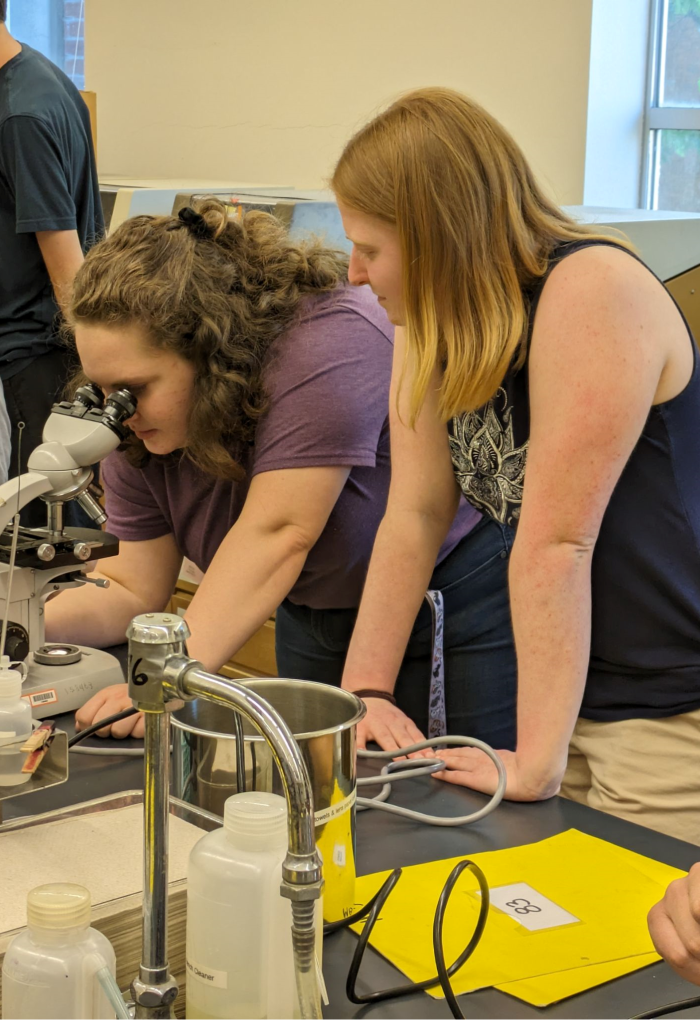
[333,86,700,843]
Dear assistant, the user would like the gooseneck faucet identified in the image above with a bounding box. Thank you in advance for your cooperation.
[126,612,324,1020]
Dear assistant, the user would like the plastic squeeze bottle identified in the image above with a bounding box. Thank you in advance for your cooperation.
[0,659,31,787]
[186,791,300,1019]
[1,883,118,1019]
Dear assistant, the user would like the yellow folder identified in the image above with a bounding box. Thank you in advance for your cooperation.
[495,838,685,1005]
[352,829,686,1005]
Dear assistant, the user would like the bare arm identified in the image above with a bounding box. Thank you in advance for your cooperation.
[35,229,84,317]
[341,328,461,749]
[45,533,182,647]
[50,533,181,738]
[437,245,686,797]
[72,465,349,736]
[184,465,349,672]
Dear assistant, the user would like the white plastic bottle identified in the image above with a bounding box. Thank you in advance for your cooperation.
[0,659,32,787]
[1,883,118,1019]
[186,791,299,1020]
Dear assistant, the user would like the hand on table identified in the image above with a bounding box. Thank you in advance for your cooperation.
[648,865,700,985]
[75,683,144,739]
[433,747,562,801]
[355,697,428,756]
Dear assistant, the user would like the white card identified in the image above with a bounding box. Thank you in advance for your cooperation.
[485,882,580,932]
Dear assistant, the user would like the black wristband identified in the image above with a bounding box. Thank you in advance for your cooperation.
[352,688,397,706]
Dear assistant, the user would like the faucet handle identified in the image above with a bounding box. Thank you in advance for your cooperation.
[126,612,190,647]
[126,613,191,712]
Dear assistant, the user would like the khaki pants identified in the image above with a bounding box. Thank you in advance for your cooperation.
[560,708,700,846]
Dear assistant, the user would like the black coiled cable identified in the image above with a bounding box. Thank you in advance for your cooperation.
[324,860,489,1018]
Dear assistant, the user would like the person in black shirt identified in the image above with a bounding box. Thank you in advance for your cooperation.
[0,3,103,523]
[332,87,700,844]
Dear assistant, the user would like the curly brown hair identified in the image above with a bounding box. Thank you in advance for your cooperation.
[68,200,349,479]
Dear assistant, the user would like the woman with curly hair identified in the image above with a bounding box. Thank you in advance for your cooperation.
[48,198,517,746]
[332,87,700,843]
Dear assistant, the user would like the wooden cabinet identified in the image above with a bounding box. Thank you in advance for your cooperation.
[166,579,277,679]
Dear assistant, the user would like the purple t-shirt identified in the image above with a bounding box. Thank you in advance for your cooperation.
[101,285,480,609]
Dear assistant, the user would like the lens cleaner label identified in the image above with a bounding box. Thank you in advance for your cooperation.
[186,958,228,989]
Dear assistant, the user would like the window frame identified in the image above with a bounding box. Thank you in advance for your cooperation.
[6,0,85,90]
[642,0,700,207]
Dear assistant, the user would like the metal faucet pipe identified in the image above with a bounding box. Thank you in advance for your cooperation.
[141,712,171,984]
[126,613,323,1020]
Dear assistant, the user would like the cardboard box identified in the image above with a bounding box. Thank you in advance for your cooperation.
[80,90,97,157]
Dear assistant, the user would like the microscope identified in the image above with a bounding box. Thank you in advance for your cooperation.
[0,384,137,718]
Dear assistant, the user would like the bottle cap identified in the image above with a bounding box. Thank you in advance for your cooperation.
[224,791,288,851]
[27,883,92,930]
[0,659,22,701]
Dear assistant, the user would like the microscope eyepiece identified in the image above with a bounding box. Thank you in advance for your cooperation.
[74,383,103,409]
[102,389,137,440]
[104,388,137,420]
[47,387,137,440]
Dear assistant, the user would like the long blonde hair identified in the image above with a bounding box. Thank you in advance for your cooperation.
[332,87,630,423]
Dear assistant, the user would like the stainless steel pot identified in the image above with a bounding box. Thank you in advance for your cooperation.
[171,678,365,922]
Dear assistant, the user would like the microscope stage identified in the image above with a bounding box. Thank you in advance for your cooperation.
[0,527,119,570]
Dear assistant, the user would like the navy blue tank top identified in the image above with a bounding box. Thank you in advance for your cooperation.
[448,239,700,721]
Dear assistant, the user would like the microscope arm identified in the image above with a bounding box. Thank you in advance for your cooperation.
[0,473,53,533]
[0,387,136,710]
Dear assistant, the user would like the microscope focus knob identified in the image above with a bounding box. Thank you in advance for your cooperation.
[2,623,29,663]
[72,542,92,562]
[37,543,56,562]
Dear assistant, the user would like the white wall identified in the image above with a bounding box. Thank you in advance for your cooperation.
[85,0,593,205]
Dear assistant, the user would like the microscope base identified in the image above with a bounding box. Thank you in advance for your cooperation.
[22,648,125,719]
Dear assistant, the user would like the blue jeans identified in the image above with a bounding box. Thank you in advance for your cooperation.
[275,516,517,750]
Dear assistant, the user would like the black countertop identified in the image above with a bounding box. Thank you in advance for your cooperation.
[3,706,700,1019]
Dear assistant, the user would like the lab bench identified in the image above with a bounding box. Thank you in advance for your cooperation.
[3,709,699,1019]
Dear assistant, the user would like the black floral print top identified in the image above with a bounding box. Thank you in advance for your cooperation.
[446,238,700,723]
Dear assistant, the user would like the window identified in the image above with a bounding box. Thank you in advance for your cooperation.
[6,0,85,90]
[644,0,700,211]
